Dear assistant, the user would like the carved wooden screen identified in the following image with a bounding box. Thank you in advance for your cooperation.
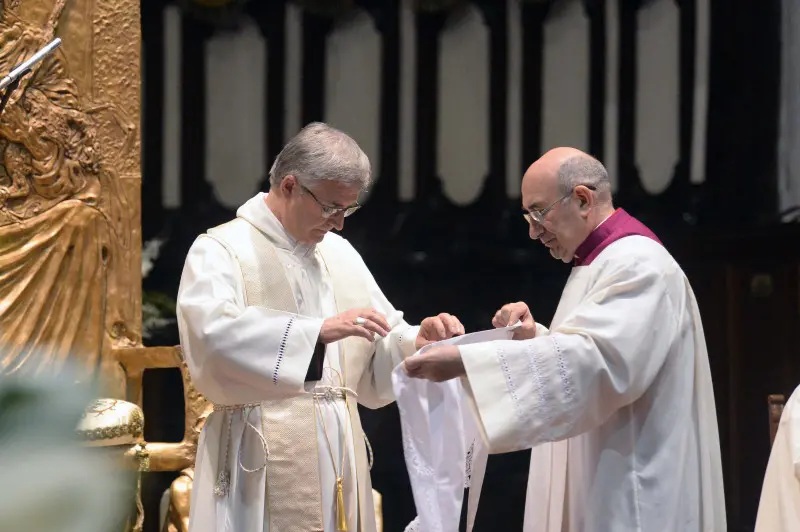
[0,0,140,395]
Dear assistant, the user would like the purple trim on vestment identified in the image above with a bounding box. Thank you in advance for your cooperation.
[573,209,662,267]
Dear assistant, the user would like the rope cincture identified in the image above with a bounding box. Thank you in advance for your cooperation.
[211,385,359,499]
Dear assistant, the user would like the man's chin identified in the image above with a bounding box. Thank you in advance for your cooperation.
[309,229,330,243]
[548,246,572,263]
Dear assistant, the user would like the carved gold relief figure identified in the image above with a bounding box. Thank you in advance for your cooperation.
[0,0,139,384]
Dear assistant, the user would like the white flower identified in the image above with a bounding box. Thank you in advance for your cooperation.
[141,237,165,278]
[141,301,175,340]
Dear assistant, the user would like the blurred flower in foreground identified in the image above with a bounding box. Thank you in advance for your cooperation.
[0,361,130,532]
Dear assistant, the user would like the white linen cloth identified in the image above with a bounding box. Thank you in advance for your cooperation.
[392,325,520,532]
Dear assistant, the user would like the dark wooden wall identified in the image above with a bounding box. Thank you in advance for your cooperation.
[138,1,796,531]
[674,226,800,531]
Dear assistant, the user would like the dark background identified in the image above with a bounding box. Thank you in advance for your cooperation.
[138,1,800,530]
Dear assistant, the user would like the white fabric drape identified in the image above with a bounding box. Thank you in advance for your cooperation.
[393,325,519,532]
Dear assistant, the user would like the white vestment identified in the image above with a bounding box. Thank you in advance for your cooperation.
[459,235,726,532]
[177,192,419,532]
[755,383,800,531]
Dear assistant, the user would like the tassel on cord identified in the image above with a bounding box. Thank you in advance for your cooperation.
[214,470,230,497]
[336,476,348,531]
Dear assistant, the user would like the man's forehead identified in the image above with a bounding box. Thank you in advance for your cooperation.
[311,180,360,206]
[521,173,557,208]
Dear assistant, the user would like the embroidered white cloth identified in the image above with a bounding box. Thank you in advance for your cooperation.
[392,325,520,532]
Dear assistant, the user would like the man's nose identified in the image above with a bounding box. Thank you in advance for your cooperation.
[529,221,544,240]
[331,213,345,231]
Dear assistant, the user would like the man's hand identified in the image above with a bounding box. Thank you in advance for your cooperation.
[492,301,537,340]
[415,313,465,350]
[319,308,391,344]
[403,345,464,382]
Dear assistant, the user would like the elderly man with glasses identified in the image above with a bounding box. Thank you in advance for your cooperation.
[403,147,726,532]
[176,122,464,532]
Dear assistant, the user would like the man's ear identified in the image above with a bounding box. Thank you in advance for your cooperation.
[575,185,593,210]
[279,175,296,195]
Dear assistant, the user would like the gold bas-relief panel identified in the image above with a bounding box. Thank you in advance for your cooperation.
[0,0,141,393]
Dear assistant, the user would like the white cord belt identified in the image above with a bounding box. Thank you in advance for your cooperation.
[211,386,358,498]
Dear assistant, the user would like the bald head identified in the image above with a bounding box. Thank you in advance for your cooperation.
[521,148,615,263]
[523,147,612,202]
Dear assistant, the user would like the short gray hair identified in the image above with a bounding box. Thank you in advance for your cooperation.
[556,154,612,200]
[269,122,372,190]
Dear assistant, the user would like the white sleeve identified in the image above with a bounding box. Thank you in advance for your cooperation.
[342,243,419,409]
[459,260,678,453]
[176,236,322,406]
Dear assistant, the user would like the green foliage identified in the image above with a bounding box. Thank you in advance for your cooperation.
[142,291,177,340]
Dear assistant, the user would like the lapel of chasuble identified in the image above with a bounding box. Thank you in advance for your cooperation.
[207,216,376,532]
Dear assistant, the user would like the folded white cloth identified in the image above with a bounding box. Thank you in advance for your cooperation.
[392,325,520,532]
[404,516,421,532]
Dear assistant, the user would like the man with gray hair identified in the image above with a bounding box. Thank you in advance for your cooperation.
[403,147,726,531]
[177,122,464,532]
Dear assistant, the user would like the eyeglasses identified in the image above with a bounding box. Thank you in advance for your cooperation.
[299,183,361,218]
[523,185,596,226]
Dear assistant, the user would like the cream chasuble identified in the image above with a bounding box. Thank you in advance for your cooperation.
[458,211,726,532]
[755,383,800,531]
[177,192,419,532]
